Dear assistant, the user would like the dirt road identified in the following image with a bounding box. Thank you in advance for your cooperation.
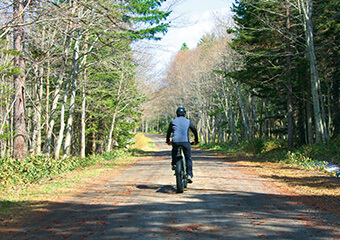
[4,134,340,239]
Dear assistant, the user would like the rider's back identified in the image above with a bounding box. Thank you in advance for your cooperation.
[170,116,190,143]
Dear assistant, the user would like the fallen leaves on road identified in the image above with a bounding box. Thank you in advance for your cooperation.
[218,152,340,215]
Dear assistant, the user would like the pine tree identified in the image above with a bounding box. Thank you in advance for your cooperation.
[180,43,189,51]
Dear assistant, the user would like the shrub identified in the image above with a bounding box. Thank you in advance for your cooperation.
[300,135,340,164]
[240,138,264,155]
[0,149,131,192]
[201,136,339,176]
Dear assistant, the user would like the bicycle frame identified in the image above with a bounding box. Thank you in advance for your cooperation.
[168,141,197,193]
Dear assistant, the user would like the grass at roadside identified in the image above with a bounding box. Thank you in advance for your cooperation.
[0,133,154,227]
[200,136,340,176]
[199,137,340,214]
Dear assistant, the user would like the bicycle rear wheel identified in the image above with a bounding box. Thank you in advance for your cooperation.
[175,159,185,193]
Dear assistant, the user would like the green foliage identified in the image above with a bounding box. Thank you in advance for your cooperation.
[0,84,12,142]
[282,151,319,168]
[115,121,137,148]
[180,42,189,51]
[101,149,132,161]
[0,150,131,191]
[240,138,265,155]
[200,141,239,153]
[121,0,171,40]
[202,136,339,176]
[0,65,21,77]
[299,135,340,164]
[231,0,297,94]
[0,39,22,77]
[0,126,11,141]
[200,143,223,151]
[197,33,216,47]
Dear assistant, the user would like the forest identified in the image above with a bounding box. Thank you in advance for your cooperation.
[144,0,339,153]
[0,0,339,163]
[1,0,171,160]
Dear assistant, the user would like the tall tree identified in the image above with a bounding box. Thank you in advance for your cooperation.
[313,0,339,137]
[0,0,172,159]
[12,0,27,159]
[299,0,328,143]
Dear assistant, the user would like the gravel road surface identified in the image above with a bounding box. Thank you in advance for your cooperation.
[5,134,339,239]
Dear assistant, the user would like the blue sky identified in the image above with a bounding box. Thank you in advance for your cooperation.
[147,0,234,75]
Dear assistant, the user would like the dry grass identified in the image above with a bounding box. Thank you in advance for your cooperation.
[222,152,340,215]
[132,132,155,151]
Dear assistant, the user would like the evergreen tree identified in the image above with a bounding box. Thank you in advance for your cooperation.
[314,0,340,136]
[180,42,189,51]
[230,0,308,148]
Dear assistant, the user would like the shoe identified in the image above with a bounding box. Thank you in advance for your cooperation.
[187,175,193,183]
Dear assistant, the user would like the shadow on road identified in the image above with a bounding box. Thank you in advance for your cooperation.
[2,134,339,239]
[2,189,339,239]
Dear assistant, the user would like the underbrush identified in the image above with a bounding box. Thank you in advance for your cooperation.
[201,136,340,176]
[0,149,132,193]
[0,133,155,194]
[131,132,151,150]
[0,133,154,224]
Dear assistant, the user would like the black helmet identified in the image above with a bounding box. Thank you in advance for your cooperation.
[176,107,186,117]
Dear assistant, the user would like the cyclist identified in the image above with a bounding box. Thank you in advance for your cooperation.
[166,107,199,183]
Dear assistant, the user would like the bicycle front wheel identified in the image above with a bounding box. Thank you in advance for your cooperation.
[175,160,185,193]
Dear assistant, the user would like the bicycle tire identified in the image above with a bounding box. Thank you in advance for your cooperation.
[175,159,185,193]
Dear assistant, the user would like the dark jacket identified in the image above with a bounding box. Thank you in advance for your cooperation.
[166,116,198,143]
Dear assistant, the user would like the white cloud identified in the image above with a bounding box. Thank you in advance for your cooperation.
[137,0,233,77]
[152,8,229,69]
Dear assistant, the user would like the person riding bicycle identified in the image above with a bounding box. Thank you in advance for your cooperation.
[166,107,199,183]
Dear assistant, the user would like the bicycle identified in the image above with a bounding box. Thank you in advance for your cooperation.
[174,145,187,193]
[170,142,196,193]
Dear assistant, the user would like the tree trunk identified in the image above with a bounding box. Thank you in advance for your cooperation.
[63,76,77,156]
[31,65,43,154]
[55,78,70,159]
[286,3,294,151]
[306,99,314,144]
[299,0,327,143]
[80,72,86,158]
[12,0,27,159]
[45,59,50,135]
[199,111,207,144]
[251,96,258,138]
[31,66,38,154]
[0,35,11,157]
[223,77,238,142]
[107,112,117,152]
[44,73,63,155]
[297,99,306,146]
[264,100,269,138]
[80,33,91,158]
[44,34,71,155]
[333,74,339,136]
[36,65,43,154]
[234,80,250,140]
[64,36,81,156]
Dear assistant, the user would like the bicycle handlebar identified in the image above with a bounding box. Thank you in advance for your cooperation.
[167,141,199,145]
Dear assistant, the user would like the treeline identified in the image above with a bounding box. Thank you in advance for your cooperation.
[0,0,170,159]
[144,0,339,150]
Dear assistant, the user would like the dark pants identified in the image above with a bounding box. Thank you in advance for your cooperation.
[171,142,193,177]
